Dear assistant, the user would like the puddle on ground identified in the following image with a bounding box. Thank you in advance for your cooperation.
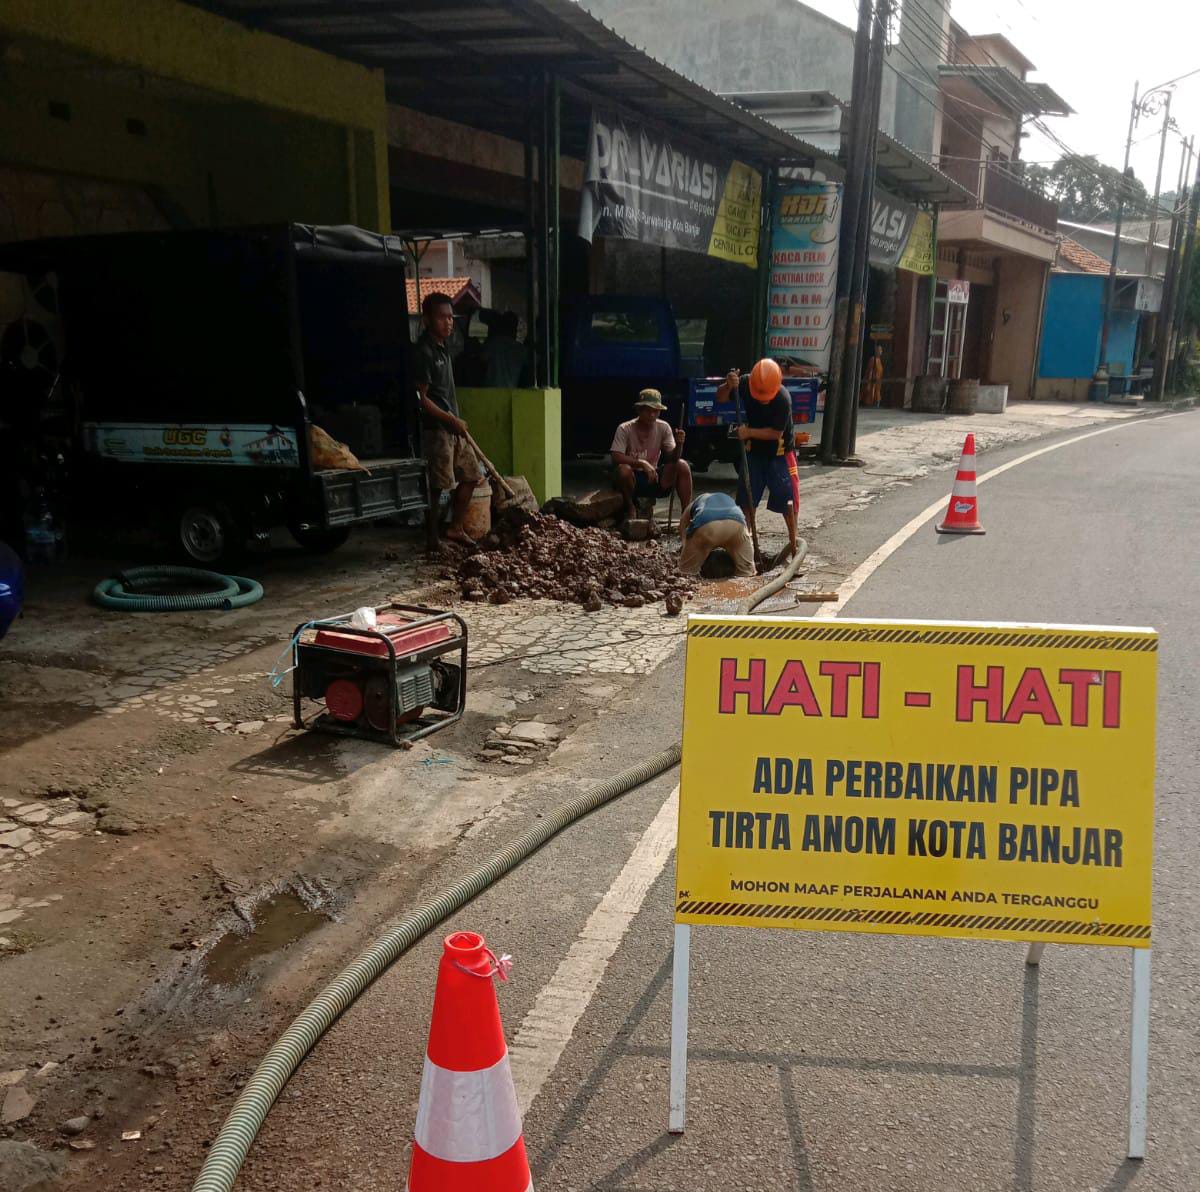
[202,892,330,987]
[700,575,764,602]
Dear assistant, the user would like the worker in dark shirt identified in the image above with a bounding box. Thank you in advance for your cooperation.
[414,292,482,546]
[714,358,799,552]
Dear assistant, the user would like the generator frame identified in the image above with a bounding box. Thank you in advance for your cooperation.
[291,602,467,747]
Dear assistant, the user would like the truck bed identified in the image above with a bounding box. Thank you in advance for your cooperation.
[314,456,426,526]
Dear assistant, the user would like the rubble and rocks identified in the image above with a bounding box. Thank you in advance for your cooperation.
[1,1086,34,1125]
[540,488,624,526]
[506,721,561,744]
[456,514,695,609]
[479,718,563,762]
[0,1140,66,1190]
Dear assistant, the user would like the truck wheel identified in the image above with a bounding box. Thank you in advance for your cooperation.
[176,503,244,566]
[288,523,351,554]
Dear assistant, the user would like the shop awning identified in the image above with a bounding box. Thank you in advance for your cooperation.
[871,134,974,207]
[187,0,828,167]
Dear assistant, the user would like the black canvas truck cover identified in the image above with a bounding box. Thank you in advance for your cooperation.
[0,224,414,461]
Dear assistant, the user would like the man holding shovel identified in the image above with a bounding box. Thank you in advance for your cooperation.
[415,291,483,547]
[715,359,799,565]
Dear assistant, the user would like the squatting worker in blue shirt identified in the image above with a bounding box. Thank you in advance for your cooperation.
[414,292,483,546]
[677,492,756,578]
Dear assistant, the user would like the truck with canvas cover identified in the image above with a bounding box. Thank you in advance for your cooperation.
[0,224,427,564]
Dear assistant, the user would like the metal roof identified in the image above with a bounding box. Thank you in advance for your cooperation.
[939,64,1073,117]
[186,0,825,166]
[726,90,975,206]
[865,132,975,207]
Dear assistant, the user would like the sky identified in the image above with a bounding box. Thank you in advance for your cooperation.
[803,0,1200,194]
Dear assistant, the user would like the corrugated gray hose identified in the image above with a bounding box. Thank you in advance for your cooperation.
[192,544,810,1191]
[738,540,809,614]
[192,744,682,1192]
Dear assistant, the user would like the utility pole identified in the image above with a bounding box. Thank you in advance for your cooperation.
[841,0,892,459]
[1152,136,1191,401]
[1168,146,1200,392]
[822,0,889,464]
[1099,82,1139,368]
[1145,89,1174,277]
[821,0,873,464]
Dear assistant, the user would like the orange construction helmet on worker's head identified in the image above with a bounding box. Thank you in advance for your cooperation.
[748,358,783,403]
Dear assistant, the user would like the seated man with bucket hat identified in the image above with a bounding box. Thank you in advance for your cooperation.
[610,389,693,526]
[715,358,799,551]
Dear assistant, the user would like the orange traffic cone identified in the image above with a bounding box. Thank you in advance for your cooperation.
[936,433,986,535]
[408,931,532,1192]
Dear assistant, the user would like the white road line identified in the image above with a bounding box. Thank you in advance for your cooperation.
[814,412,1187,619]
[511,407,1193,1113]
[510,785,680,1114]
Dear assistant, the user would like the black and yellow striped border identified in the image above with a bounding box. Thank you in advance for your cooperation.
[674,899,1151,940]
[687,623,1157,652]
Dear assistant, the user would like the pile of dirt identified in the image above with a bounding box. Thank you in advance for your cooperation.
[456,514,695,610]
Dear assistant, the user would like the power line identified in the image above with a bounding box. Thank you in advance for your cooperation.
[883,21,1175,221]
[837,0,1180,220]
[893,1,1165,210]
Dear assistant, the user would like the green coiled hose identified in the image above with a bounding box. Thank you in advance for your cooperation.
[93,566,263,612]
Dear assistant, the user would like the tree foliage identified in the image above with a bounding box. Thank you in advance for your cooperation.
[1018,155,1149,223]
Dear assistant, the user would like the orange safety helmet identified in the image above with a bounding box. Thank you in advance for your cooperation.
[748,358,783,403]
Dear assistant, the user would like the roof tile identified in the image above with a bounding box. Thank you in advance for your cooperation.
[406,276,481,312]
[1055,237,1111,275]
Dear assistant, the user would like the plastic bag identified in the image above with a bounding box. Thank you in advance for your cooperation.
[309,424,366,472]
[350,606,377,630]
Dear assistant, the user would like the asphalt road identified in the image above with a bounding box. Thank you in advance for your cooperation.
[235,408,1199,1192]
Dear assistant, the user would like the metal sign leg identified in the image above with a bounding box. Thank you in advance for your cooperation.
[1128,947,1151,1159]
[1025,942,1046,966]
[668,923,691,1134]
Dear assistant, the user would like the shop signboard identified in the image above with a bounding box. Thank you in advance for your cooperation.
[869,189,935,276]
[946,279,971,304]
[897,210,935,275]
[82,422,300,468]
[764,181,840,370]
[1134,278,1162,313]
[579,109,762,268]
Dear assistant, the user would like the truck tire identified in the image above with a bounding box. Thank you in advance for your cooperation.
[175,502,245,566]
[288,523,351,554]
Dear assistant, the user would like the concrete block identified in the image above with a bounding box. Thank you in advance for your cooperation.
[976,384,1008,414]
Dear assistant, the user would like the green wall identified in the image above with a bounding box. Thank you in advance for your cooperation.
[458,387,562,503]
[0,0,389,231]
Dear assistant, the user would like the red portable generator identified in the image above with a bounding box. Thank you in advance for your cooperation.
[291,603,467,746]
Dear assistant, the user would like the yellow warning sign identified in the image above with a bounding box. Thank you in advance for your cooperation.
[675,617,1157,947]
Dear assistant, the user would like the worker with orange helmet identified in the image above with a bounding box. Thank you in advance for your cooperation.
[714,358,799,549]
